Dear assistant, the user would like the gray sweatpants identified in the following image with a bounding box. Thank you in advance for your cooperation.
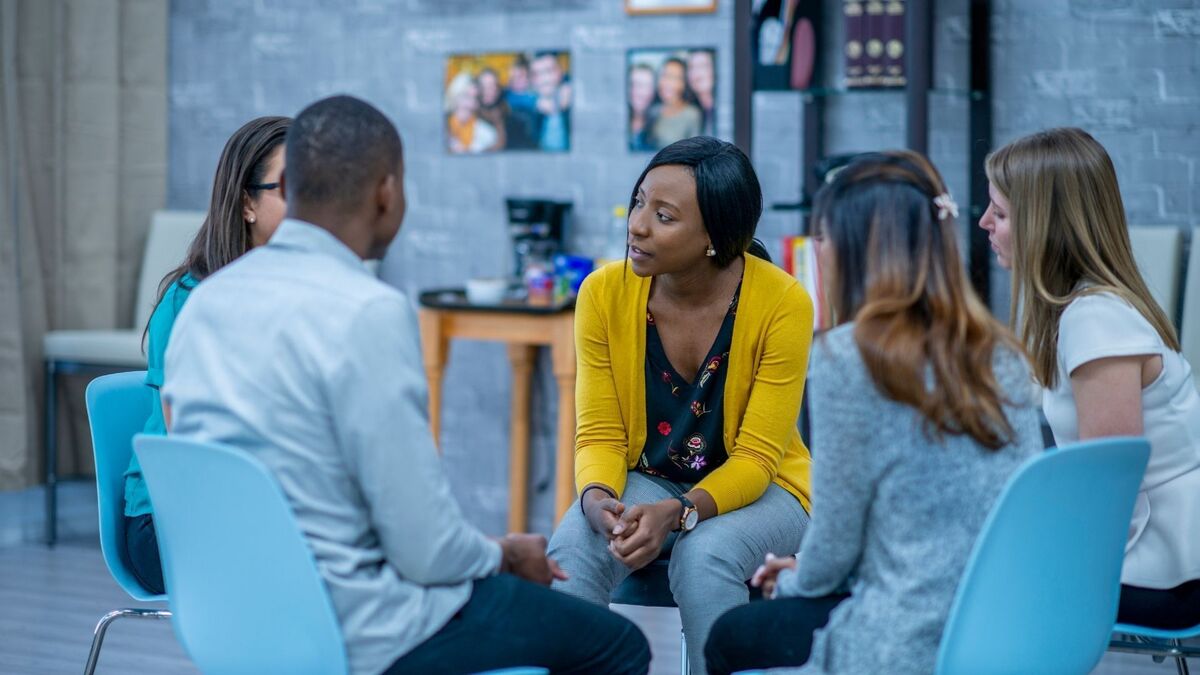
[547,471,809,674]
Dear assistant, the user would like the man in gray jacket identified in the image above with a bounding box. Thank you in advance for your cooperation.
[163,94,650,675]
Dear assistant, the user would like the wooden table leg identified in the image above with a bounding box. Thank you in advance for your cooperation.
[506,344,537,533]
[418,310,449,451]
[551,314,577,523]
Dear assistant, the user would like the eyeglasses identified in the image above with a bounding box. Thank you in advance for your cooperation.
[247,182,280,191]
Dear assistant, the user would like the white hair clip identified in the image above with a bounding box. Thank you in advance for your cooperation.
[933,193,959,221]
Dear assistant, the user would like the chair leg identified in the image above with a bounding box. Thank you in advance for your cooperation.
[680,629,688,675]
[44,360,58,547]
[1173,640,1190,675]
[82,608,172,675]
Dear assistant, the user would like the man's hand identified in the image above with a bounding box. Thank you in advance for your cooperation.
[498,533,569,586]
[608,500,679,571]
[750,553,797,599]
[582,486,626,541]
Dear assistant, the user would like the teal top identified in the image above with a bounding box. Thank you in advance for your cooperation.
[123,274,196,517]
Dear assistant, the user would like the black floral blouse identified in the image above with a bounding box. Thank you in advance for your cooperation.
[637,285,740,484]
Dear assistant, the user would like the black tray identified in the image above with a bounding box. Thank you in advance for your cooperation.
[418,287,574,314]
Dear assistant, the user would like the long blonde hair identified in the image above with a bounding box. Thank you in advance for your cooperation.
[814,150,1021,450]
[986,127,1179,388]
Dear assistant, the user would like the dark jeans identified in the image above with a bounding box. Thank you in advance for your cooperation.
[124,514,165,595]
[383,573,650,675]
[1119,579,1200,630]
[704,592,848,675]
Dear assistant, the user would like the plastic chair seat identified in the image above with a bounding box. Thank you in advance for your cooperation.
[82,371,169,675]
[136,435,349,675]
[935,437,1151,675]
[1110,621,1200,672]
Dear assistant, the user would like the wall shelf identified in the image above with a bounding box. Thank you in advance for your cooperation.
[733,0,994,303]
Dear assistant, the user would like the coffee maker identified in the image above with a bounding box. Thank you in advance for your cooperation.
[505,198,572,279]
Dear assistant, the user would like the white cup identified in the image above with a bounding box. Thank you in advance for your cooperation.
[465,278,508,305]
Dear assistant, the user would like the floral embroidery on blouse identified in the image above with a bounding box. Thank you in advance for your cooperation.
[637,280,741,484]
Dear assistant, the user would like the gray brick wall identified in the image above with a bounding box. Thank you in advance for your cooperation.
[168,0,1199,534]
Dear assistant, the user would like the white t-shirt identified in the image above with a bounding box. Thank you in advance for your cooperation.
[1044,291,1200,589]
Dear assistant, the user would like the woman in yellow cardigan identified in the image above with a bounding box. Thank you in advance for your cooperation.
[547,136,814,672]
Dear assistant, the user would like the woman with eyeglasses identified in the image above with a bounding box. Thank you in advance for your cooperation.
[122,116,290,595]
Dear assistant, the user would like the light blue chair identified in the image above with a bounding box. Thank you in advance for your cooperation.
[936,437,1151,675]
[135,434,349,675]
[135,435,551,675]
[83,371,172,675]
[1110,621,1200,673]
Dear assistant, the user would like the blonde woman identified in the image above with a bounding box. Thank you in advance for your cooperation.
[980,127,1200,629]
[445,72,498,154]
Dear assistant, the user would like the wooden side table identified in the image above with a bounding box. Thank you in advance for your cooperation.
[417,291,577,531]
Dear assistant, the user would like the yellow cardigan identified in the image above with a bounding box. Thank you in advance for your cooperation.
[574,254,814,514]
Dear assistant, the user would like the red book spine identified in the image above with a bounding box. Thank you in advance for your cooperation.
[843,0,866,88]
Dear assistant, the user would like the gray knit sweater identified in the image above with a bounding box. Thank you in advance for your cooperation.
[774,324,1043,675]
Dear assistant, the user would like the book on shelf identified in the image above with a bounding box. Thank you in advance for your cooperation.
[882,0,906,87]
[843,0,866,88]
[782,235,824,331]
[864,0,885,87]
[845,0,905,89]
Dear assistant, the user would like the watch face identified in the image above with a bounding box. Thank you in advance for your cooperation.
[683,508,699,531]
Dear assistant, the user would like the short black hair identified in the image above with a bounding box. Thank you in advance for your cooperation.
[286,95,402,211]
[629,136,766,267]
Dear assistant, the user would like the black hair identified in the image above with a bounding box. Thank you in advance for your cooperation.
[628,136,767,267]
[286,95,402,212]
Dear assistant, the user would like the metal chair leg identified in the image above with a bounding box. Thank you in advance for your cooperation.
[1173,639,1190,675]
[44,360,58,546]
[680,629,688,675]
[83,608,172,675]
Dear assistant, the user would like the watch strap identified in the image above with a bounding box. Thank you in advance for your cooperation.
[674,495,695,531]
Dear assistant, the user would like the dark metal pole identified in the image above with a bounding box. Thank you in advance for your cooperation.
[45,361,57,546]
[968,0,992,304]
[733,0,753,157]
[905,0,933,153]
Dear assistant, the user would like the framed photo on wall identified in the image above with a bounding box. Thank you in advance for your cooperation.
[625,0,717,15]
[444,50,572,154]
[627,48,716,152]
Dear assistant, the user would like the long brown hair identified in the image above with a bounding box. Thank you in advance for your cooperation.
[986,127,1179,388]
[813,150,1020,450]
[143,116,289,343]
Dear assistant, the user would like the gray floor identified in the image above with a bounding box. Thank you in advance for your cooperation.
[0,482,1184,675]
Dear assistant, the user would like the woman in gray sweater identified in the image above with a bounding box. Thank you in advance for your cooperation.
[704,151,1044,675]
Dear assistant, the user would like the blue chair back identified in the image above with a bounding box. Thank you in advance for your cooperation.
[85,370,162,602]
[134,435,348,675]
[936,437,1150,675]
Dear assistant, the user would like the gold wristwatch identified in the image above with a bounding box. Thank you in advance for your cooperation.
[675,495,698,532]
